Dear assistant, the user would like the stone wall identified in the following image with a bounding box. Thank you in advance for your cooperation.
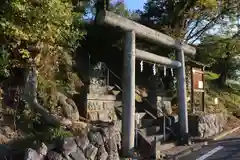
[188,112,227,138]
[16,121,121,160]
[0,122,123,160]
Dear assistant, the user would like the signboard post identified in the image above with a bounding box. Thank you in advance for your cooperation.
[191,67,205,113]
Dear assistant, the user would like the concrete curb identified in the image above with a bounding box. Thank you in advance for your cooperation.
[165,126,240,160]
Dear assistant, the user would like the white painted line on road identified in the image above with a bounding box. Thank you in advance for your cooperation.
[196,146,224,160]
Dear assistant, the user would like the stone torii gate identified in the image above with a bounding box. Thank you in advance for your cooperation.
[96,11,196,156]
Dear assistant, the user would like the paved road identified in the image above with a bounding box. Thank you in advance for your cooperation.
[179,133,240,160]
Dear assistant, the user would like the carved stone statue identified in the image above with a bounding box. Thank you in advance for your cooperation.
[88,62,108,94]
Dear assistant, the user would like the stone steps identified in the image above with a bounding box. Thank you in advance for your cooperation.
[114,98,178,157]
[138,122,173,144]
[136,115,179,157]
[141,119,163,128]
[115,105,152,119]
[136,127,172,158]
[139,126,161,137]
[141,115,179,128]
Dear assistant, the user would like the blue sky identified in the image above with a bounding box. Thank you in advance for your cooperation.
[124,0,146,10]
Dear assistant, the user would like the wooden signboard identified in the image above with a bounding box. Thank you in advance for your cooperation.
[192,67,204,91]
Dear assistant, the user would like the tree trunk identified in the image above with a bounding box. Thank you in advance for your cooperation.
[217,72,227,88]
[217,53,230,88]
[23,65,72,127]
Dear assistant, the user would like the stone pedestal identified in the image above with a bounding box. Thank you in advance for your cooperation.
[86,94,117,122]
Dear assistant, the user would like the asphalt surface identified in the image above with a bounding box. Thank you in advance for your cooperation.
[179,132,240,160]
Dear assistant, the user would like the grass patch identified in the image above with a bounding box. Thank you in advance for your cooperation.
[205,82,240,114]
[203,71,240,114]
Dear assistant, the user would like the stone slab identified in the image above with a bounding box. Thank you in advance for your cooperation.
[86,100,115,112]
[87,110,117,122]
[86,94,116,101]
[89,85,107,95]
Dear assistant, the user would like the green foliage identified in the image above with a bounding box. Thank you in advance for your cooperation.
[204,71,220,81]
[204,81,240,114]
[15,105,72,141]
[19,48,30,59]
[0,0,86,111]
[197,35,240,80]
[87,0,138,19]
[0,0,85,63]
[0,46,10,78]
[227,80,240,92]
[198,35,240,62]
[0,1,86,140]
[45,127,73,141]
[37,74,59,110]
[141,0,217,36]
[108,1,133,18]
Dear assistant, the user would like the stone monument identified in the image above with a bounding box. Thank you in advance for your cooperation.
[85,62,117,122]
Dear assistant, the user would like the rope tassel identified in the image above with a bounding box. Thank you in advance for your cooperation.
[140,61,143,72]
[164,66,166,77]
[153,64,156,75]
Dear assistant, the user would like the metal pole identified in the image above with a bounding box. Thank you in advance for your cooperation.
[202,67,205,112]
[176,48,189,138]
[122,30,136,156]
[154,136,157,160]
[107,68,109,86]
[135,113,139,148]
[163,115,166,141]
[191,67,195,113]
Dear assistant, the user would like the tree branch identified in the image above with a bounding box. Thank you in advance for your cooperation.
[186,18,202,40]
[188,5,238,42]
[187,14,222,41]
